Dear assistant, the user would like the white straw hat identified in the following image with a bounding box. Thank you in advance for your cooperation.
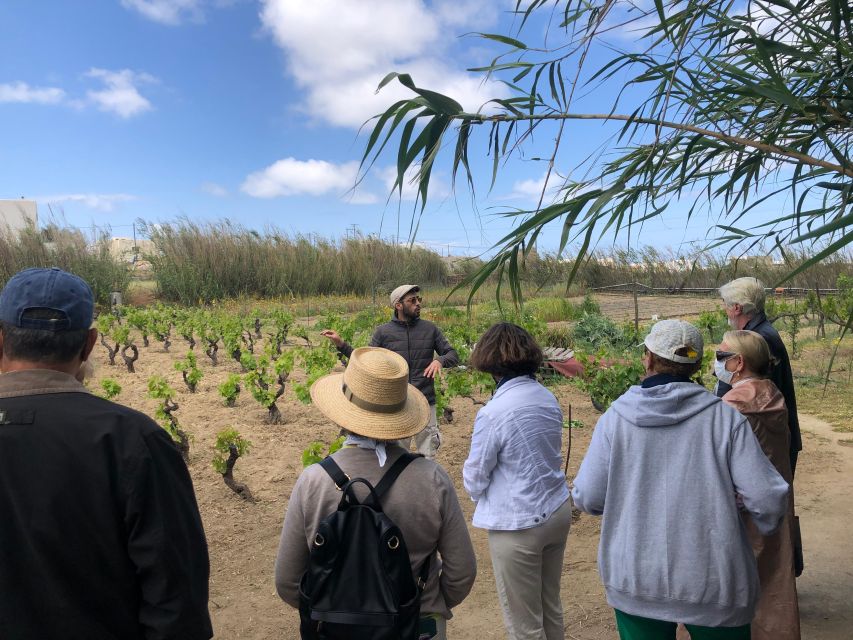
[644,319,703,364]
[310,347,430,440]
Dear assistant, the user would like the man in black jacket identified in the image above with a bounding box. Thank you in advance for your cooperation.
[321,284,458,459]
[716,276,801,476]
[0,267,212,640]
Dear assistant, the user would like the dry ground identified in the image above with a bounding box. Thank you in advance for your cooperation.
[86,328,852,639]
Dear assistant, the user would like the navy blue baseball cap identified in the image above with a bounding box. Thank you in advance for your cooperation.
[0,267,94,331]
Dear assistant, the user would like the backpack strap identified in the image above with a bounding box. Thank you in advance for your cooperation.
[416,554,431,591]
[319,456,350,490]
[374,453,432,590]
[373,452,422,500]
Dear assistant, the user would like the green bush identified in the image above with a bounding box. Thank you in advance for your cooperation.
[577,356,645,411]
[572,313,634,351]
[302,436,345,468]
[212,428,252,474]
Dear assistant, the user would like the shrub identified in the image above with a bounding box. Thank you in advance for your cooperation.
[218,373,242,407]
[99,378,122,399]
[572,313,633,351]
[576,356,645,411]
[302,436,345,467]
[213,428,253,501]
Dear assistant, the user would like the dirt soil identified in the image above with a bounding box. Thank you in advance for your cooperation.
[586,294,722,323]
[87,335,852,639]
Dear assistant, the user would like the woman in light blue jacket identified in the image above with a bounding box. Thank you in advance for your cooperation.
[463,322,572,640]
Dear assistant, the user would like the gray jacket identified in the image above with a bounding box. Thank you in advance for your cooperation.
[275,445,476,618]
[339,315,458,404]
[572,380,788,627]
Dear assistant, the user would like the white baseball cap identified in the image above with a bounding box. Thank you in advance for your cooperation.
[389,284,419,306]
[643,319,703,364]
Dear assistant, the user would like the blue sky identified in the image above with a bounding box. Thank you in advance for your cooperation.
[0,0,779,257]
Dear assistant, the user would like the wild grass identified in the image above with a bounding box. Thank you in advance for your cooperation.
[793,334,853,432]
[570,246,852,291]
[140,220,449,304]
[0,224,130,305]
[133,218,850,304]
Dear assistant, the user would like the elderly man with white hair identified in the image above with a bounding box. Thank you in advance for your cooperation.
[717,277,800,476]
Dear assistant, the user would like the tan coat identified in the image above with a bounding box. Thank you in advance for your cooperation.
[724,378,800,640]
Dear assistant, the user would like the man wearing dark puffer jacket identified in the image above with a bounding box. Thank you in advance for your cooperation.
[321,284,458,459]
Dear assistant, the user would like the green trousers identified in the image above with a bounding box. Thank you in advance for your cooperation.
[615,609,750,640]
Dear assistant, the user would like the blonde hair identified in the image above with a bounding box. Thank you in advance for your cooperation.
[722,330,771,377]
[719,277,766,316]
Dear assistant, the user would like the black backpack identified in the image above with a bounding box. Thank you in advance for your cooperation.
[298,452,431,640]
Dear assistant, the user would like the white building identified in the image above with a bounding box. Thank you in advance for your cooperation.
[108,237,156,263]
[0,199,37,233]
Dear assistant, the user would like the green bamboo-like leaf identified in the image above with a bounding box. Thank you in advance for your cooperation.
[358,0,853,301]
[474,33,528,50]
[792,211,853,242]
[393,74,463,115]
[780,233,853,284]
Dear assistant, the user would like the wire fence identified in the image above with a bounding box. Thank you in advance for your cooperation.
[590,282,841,297]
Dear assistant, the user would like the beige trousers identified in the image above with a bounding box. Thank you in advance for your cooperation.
[397,404,440,459]
[487,498,572,640]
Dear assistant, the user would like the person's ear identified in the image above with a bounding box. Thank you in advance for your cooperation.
[81,328,98,361]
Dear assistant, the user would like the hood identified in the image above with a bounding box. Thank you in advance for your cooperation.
[611,382,720,427]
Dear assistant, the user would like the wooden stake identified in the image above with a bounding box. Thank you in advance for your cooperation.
[564,404,572,476]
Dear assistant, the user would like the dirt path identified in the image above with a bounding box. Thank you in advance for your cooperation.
[794,415,853,639]
[82,337,852,639]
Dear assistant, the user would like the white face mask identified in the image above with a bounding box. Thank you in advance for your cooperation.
[714,356,735,385]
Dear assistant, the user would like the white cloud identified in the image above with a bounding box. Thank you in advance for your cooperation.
[376,165,449,202]
[37,193,136,212]
[259,0,505,128]
[344,190,380,205]
[241,158,361,198]
[200,182,228,197]
[0,82,65,105]
[120,0,203,25]
[86,68,156,119]
[503,171,562,202]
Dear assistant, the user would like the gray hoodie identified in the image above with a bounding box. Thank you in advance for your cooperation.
[572,381,789,627]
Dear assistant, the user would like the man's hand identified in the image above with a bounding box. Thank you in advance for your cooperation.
[424,360,442,379]
[320,329,344,348]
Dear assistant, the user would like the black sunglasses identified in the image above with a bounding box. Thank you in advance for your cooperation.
[715,350,738,361]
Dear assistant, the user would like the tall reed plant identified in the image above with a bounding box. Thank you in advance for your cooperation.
[140,220,448,304]
[0,224,129,305]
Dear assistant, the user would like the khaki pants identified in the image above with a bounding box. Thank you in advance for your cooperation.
[487,498,572,640]
[397,404,440,459]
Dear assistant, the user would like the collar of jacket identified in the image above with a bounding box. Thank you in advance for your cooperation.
[641,373,694,388]
[0,369,89,399]
[491,374,535,400]
[744,311,768,331]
